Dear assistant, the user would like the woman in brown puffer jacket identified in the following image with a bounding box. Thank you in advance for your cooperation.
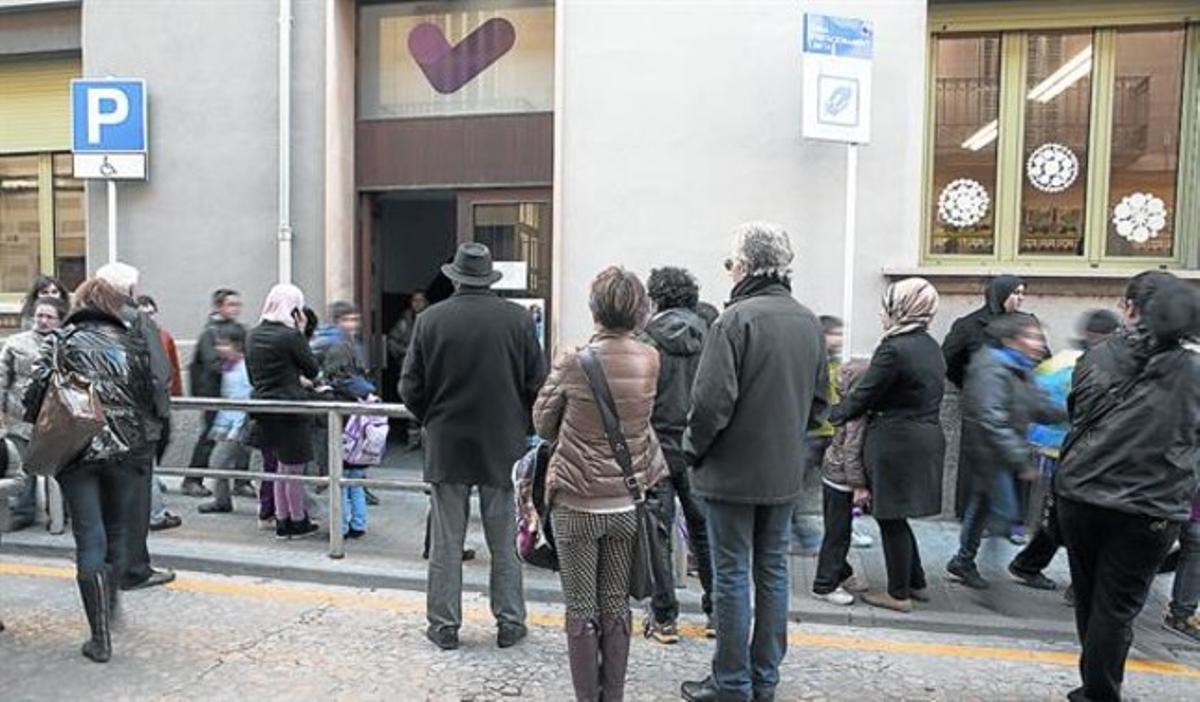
[533,266,668,702]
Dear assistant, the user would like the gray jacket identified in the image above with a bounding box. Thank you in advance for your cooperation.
[684,278,828,505]
[0,330,47,439]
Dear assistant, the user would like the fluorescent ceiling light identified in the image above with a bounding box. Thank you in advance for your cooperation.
[962,119,999,151]
[1027,46,1093,103]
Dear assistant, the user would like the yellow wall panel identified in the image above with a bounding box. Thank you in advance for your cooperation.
[0,57,80,154]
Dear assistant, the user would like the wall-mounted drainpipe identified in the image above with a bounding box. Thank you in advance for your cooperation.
[277,0,293,284]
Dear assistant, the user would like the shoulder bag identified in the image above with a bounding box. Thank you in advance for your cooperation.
[24,333,108,477]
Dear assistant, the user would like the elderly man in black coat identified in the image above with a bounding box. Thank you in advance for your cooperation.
[400,243,546,652]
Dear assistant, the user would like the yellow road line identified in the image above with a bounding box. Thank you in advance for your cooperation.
[3,560,1197,679]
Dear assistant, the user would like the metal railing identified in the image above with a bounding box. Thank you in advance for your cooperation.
[162,397,420,559]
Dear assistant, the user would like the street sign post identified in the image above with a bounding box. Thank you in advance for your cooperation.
[802,14,873,361]
[71,79,148,264]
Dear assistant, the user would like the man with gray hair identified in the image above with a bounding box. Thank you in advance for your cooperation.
[95,262,176,590]
[681,222,828,702]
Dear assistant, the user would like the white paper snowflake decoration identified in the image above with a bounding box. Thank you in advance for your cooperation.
[1112,192,1168,244]
[1026,143,1079,193]
[937,178,990,228]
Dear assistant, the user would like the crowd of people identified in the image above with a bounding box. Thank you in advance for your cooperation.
[2,222,1199,702]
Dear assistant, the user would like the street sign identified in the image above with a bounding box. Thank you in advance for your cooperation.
[71,79,148,179]
[801,14,873,144]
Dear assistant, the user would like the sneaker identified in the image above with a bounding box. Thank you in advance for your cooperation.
[812,588,854,606]
[703,613,716,639]
[840,573,869,593]
[426,626,460,651]
[149,513,182,531]
[344,528,365,540]
[1163,612,1200,643]
[497,622,527,648]
[1008,562,1057,591]
[275,519,293,540]
[198,501,232,514]
[180,482,212,498]
[290,518,320,539]
[946,558,990,590]
[645,619,680,644]
[1008,528,1029,546]
[850,529,874,549]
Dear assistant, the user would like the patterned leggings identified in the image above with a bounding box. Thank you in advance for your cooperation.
[551,506,638,621]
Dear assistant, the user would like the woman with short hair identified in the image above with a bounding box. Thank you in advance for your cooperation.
[23,278,157,663]
[533,266,668,702]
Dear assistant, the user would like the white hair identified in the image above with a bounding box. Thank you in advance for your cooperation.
[95,262,140,296]
[730,221,794,279]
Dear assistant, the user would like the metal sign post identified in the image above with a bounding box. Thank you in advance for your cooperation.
[71,79,149,264]
[801,14,873,360]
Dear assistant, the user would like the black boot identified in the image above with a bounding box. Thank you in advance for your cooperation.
[599,612,632,702]
[77,572,112,663]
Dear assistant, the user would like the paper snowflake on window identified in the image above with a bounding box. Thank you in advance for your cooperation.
[1026,143,1079,193]
[937,178,990,228]
[1112,192,1168,244]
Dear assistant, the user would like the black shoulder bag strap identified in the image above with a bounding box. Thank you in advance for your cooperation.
[578,347,642,503]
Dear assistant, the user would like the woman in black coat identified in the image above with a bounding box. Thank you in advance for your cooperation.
[23,278,157,663]
[245,284,321,540]
[832,277,945,613]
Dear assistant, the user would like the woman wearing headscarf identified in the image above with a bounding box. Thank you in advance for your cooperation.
[1055,271,1200,701]
[832,278,945,613]
[245,284,321,539]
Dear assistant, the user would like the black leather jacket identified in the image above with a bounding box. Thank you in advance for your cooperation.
[23,308,157,466]
[1056,328,1200,521]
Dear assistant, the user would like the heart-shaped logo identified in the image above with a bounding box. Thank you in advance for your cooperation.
[408,18,516,94]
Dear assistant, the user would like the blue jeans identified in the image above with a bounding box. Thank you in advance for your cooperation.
[59,460,136,579]
[1169,520,1200,618]
[955,469,1020,565]
[341,466,367,533]
[704,499,792,700]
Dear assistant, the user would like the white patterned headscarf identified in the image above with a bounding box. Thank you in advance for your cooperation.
[881,277,939,339]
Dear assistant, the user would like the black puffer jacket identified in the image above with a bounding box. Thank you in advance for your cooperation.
[23,308,156,466]
[962,346,1064,481]
[1056,328,1200,521]
[641,307,707,473]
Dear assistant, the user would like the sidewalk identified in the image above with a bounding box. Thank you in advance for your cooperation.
[3,444,1196,663]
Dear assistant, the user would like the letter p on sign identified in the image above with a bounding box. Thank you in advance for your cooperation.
[87,88,129,144]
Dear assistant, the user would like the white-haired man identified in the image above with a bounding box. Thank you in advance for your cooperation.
[680,223,828,702]
[94,262,176,590]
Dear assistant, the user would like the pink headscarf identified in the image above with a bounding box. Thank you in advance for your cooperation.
[259,283,305,329]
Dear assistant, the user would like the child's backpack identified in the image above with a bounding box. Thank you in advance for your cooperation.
[512,440,557,571]
[343,406,389,466]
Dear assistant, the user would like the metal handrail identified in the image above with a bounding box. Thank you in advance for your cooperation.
[161,396,420,559]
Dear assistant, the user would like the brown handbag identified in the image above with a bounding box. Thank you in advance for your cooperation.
[23,336,107,477]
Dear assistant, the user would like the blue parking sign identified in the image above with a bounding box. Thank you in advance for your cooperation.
[72,80,147,153]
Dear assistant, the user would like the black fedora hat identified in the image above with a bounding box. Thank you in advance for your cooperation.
[442,242,503,287]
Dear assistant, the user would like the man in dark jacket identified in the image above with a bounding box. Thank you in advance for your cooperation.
[680,223,828,702]
[639,266,713,644]
[95,263,177,591]
[947,313,1064,590]
[400,243,546,652]
[183,288,244,497]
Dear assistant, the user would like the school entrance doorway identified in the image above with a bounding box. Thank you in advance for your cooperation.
[362,188,553,404]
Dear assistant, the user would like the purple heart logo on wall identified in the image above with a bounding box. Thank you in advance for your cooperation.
[408,18,517,94]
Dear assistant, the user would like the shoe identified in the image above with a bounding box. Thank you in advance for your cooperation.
[681,676,720,701]
[426,626,459,651]
[946,558,990,590]
[1007,529,1029,546]
[344,528,365,540]
[910,588,932,603]
[497,622,527,648]
[703,613,716,639]
[645,618,681,644]
[77,571,112,663]
[149,513,182,531]
[122,569,176,591]
[850,529,874,549]
[233,483,258,499]
[258,516,276,531]
[1008,563,1057,590]
[812,587,854,606]
[861,591,914,613]
[1163,612,1200,643]
[180,482,212,498]
[364,488,380,506]
[289,518,320,539]
[276,519,293,540]
[198,501,232,514]
[840,573,869,593]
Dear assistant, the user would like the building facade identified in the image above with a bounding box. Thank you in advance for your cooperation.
[2,0,1198,366]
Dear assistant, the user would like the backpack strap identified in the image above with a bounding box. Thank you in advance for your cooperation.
[578,347,641,503]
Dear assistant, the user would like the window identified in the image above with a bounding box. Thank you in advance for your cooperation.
[0,152,86,298]
[925,11,1198,268]
[0,156,42,294]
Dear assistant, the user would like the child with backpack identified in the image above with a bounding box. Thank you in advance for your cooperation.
[326,358,387,539]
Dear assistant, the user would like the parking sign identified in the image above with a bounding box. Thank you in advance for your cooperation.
[71,79,148,179]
